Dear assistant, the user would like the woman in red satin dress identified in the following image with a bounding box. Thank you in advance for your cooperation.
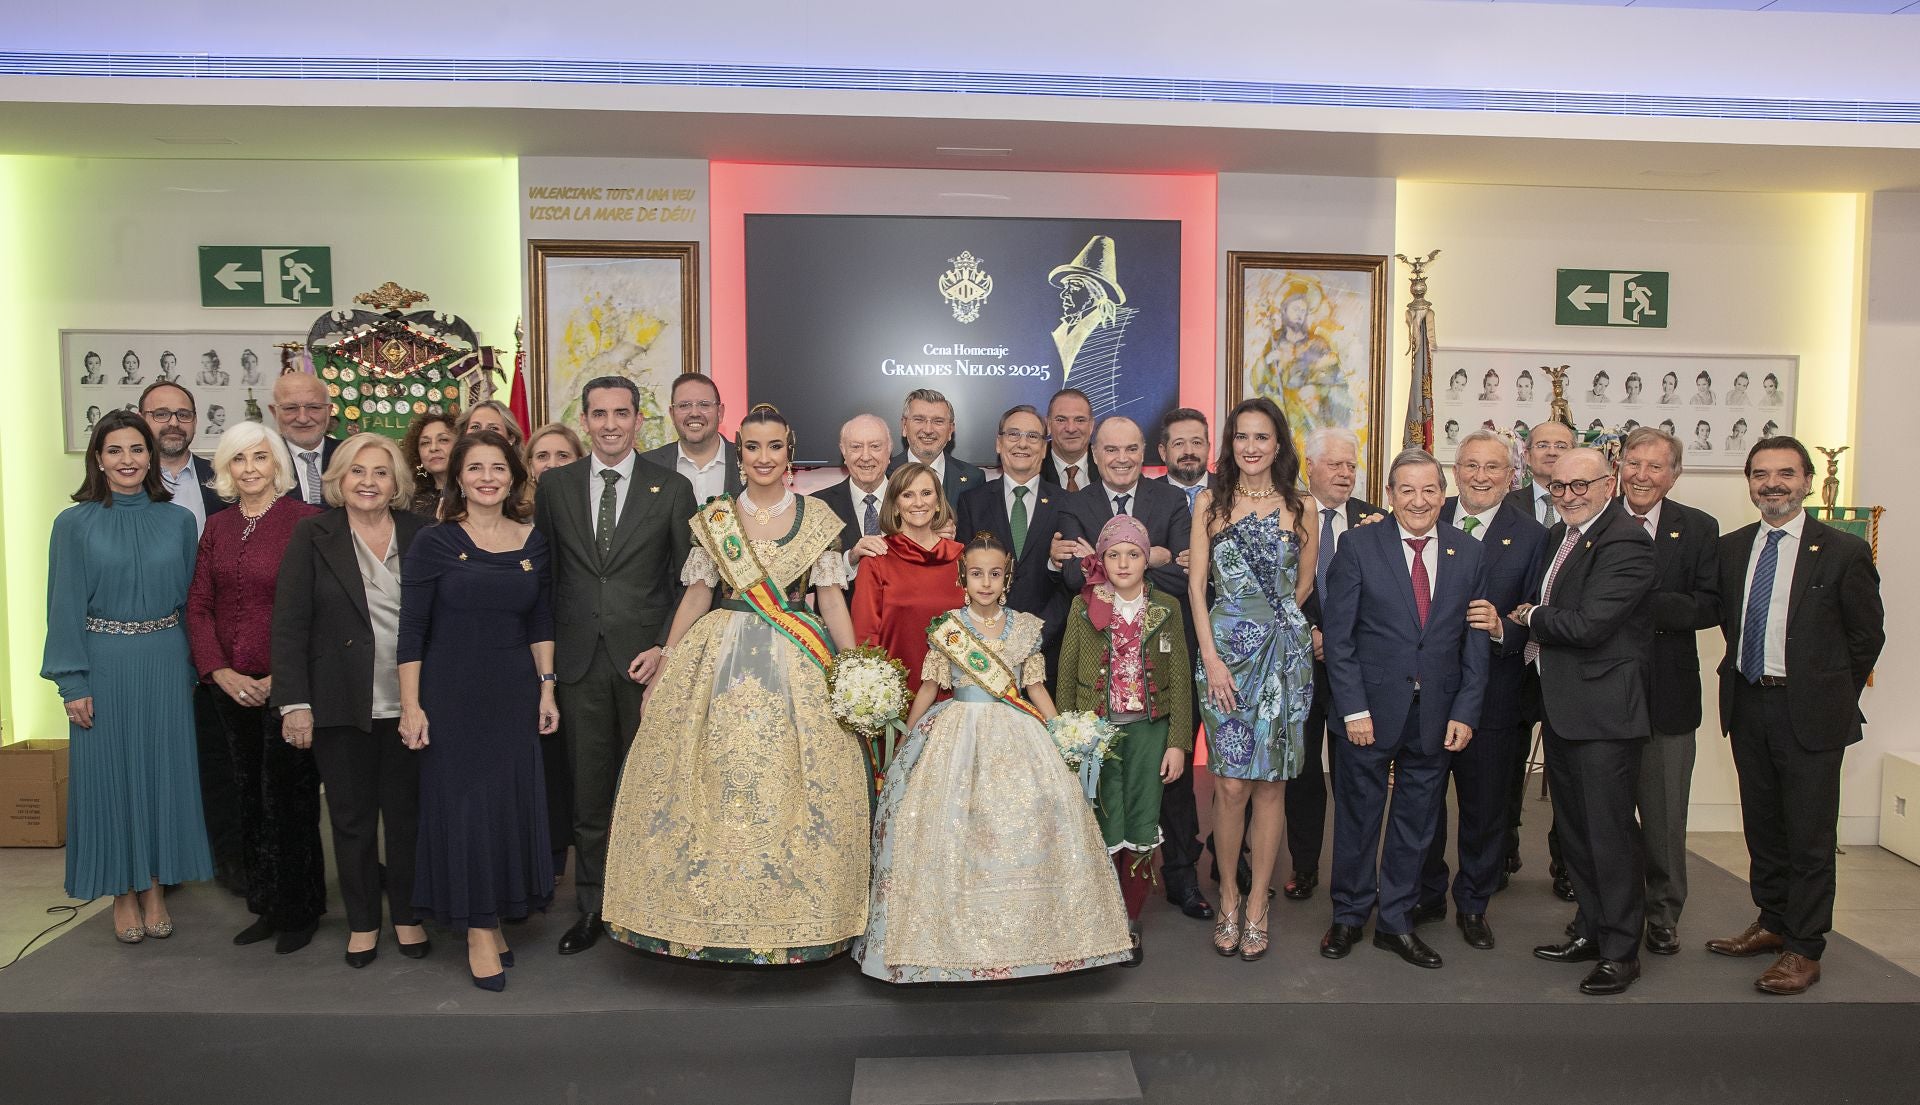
[848,462,965,695]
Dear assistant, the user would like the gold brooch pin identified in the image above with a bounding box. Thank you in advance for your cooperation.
[1584,541,1593,548]
[1669,532,1680,539]
[1809,544,1820,552]
[650,485,660,493]
[458,552,468,560]
[1445,548,1456,556]
[1501,538,1512,546]
[520,559,533,571]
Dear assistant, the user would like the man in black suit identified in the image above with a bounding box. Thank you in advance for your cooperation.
[815,413,894,582]
[1706,437,1883,995]
[534,376,696,954]
[1055,416,1190,599]
[953,405,1069,662]
[139,381,229,535]
[1499,417,1577,898]
[1616,427,1721,957]
[1151,407,1214,920]
[1418,430,1547,950]
[1507,448,1656,995]
[888,387,984,500]
[1040,387,1096,493]
[1282,426,1385,902]
[640,372,741,509]
[270,371,341,507]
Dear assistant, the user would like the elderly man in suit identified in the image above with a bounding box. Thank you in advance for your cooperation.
[1615,427,1721,957]
[954,404,1069,655]
[641,372,741,509]
[1056,415,1190,599]
[1151,407,1215,920]
[1707,437,1883,995]
[1282,426,1387,902]
[1319,448,1488,969]
[1509,447,1656,995]
[816,413,894,582]
[534,375,696,955]
[271,372,341,507]
[1415,430,1546,951]
[889,388,984,499]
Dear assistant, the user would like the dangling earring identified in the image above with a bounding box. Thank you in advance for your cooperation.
[738,462,748,486]
[785,467,795,489]
[998,591,1008,607]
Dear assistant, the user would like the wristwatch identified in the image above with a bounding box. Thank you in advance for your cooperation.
[538,673,557,684]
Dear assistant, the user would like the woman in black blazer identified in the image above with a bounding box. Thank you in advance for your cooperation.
[272,433,432,968]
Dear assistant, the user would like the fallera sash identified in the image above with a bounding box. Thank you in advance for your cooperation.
[696,496,833,673]
[926,611,1045,723]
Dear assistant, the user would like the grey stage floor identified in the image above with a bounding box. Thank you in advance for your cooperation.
[4,816,1919,1104]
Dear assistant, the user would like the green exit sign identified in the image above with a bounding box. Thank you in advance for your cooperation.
[1556,268,1667,328]
[199,246,333,308]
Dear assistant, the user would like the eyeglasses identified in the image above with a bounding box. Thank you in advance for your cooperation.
[1530,440,1572,452]
[671,400,718,414]
[278,403,329,416]
[141,408,195,423]
[907,416,952,429]
[999,430,1045,445]
[1547,475,1613,497]
[1454,461,1509,476]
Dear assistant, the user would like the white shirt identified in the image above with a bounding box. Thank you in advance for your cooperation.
[1111,590,1146,624]
[292,446,327,505]
[1623,498,1663,538]
[674,443,727,505]
[1051,451,1091,491]
[844,476,887,576]
[589,450,638,526]
[1103,481,1141,517]
[1737,510,1803,679]
[1344,523,1441,723]
[906,451,948,484]
[1455,501,1499,540]
[159,458,207,535]
[1001,473,1042,520]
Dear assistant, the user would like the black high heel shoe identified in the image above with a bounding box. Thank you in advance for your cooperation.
[499,949,515,968]
[345,947,378,969]
[471,970,506,992]
[397,938,432,960]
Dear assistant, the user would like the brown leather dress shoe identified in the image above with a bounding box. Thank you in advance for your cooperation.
[1756,951,1821,995]
[1706,920,1785,958]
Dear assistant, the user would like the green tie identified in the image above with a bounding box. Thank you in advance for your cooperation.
[1460,515,1481,537]
[597,469,621,558]
[1010,485,1030,559]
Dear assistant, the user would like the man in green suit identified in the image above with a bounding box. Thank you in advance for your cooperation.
[534,375,696,955]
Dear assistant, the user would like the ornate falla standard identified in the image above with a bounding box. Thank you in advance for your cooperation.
[302,282,501,440]
[1394,250,1440,450]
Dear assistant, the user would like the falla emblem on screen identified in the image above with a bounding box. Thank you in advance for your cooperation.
[939,251,994,323]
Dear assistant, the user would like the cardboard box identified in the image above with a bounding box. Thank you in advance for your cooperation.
[0,739,70,847]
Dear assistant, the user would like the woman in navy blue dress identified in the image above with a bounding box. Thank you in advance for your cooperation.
[398,430,558,992]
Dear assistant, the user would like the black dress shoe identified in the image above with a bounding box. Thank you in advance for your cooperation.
[1533,935,1601,963]
[558,912,603,955]
[1645,925,1680,956]
[1504,853,1523,875]
[397,938,433,960]
[1457,913,1494,950]
[1373,931,1443,969]
[1496,870,1511,892]
[345,947,378,969]
[1579,958,1641,995]
[1282,870,1319,902]
[1320,923,1363,959]
[1169,888,1214,920]
[233,917,276,946]
[1410,900,1447,926]
[1552,874,1577,902]
[275,921,318,955]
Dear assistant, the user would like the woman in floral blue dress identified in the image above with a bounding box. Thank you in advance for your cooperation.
[1190,397,1315,961]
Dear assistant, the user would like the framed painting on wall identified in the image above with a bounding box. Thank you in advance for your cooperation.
[60,329,301,454]
[1226,252,1390,501]
[527,240,700,451]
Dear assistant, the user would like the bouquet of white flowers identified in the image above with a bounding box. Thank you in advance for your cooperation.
[826,645,912,794]
[1047,710,1122,804]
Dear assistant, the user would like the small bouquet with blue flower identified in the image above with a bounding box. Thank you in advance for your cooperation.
[1047,710,1122,805]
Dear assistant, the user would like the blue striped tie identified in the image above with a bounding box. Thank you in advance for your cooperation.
[1317,507,1337,595]
[1739,529,1786,683]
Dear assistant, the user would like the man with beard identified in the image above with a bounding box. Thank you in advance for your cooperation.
[1151,408,1214,920]
[817,412,896,588]
[1707,437,1882,995]
[139,380,226,534]
[270,372,339,506]
[1041,388,1095,493]
[888,388,983,499]
[643,372,741,510]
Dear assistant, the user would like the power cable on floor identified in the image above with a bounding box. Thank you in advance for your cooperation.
[0,900,97,971]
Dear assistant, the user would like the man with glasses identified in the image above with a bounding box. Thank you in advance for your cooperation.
[1415,430,1547,951]
[138,380,227,536]
[888,388,983,497]
[1504,419,1575,528]
[953,404,1070,666]
[643,372,740,509]
[269,372,339,506]
[1503,449,1656,995]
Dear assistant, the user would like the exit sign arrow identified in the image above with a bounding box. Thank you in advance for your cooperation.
[214,262,263,291]
[1565,285,1609,311]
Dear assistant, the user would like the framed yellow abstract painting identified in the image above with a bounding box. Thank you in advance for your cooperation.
[1226,251,1389,501]
[527,239,700,450]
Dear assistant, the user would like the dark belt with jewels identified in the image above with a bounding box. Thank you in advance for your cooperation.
[85,612,180,635]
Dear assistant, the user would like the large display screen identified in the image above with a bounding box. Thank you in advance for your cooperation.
[745,214,1182,465]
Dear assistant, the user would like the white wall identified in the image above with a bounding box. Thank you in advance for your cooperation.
[1393,181,1869,839]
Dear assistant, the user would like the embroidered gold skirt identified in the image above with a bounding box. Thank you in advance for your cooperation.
[603,609,871,963]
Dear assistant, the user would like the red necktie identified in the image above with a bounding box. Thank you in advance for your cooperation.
[1406,537,1432,627]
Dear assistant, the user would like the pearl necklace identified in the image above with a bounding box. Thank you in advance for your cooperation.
[742,489,794,526]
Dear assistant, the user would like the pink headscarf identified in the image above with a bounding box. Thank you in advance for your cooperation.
[1081,514,1151,632]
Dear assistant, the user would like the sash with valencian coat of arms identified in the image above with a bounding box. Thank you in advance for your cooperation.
[694,496,834,673]
[925,611,1045,723]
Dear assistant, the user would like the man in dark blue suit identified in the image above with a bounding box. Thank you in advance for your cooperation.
[888,387,985,500]
[953,405,1070,671]
[1319,448,1489,969]
[1415,431,1546,950]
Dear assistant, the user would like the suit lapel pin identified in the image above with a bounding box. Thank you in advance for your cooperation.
[1584,540,1593,548]
[1445,547,1456,556]
[1668,531,1679,539]
[1809,544,1820,552]
[649,485,660,493]
[1500,537,1512,546]
[1040,498,1049,505]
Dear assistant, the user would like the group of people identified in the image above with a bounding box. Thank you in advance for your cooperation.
[44,368,1882,999]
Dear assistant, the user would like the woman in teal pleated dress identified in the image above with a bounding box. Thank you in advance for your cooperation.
[1190,397,1315,961]
[43,411,212,943]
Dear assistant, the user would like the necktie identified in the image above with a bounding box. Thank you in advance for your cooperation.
[1460,515,1481,538]
[597,469,621,559]
[301,451,323,506]
[1740,529,1787,683]
[1065,464,1081,492]
[1114,492,1131,517]
[1634,513,1652,534]
[862,493,880,537]
[1525,525,1583,665]
[1317,507,1338,595]
[1541,494,1557,527]
[1406,537,1432,627]
[1182,483,1202,513]
[1010,485,1030,559]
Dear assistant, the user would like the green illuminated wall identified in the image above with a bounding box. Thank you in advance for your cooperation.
[0,157,521,743]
